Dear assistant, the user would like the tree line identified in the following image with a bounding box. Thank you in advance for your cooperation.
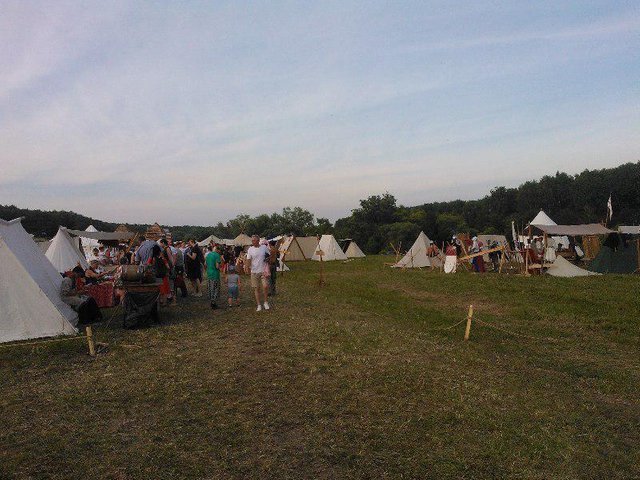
[2,161,638,253]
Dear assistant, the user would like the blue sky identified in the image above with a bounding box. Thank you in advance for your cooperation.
[1,1,638,225]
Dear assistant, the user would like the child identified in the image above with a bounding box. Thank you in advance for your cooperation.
[226,265,241,307]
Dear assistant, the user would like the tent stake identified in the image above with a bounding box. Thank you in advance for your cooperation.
[464,305,474,341]
[86,326,96,357]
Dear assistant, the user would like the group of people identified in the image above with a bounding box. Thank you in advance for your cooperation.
[128,234,281,312]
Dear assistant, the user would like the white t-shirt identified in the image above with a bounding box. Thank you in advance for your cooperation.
[246,245,269,274]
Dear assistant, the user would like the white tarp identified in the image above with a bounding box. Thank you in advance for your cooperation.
[311,235,348,261]
[344,241,366,258]
[0,218,78,343]
[46,227,89,273]
[392,231,434,268]
[546,256,600,278]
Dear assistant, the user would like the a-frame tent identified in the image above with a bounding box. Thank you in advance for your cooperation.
[80,225,100,254]
[311,235,348,261]
[297,236,320,259]
[198,234,223,247]
[344,240,366,258]
[46,227,89,273]
[392,231,437,268]
[279,236,307,261]
[233,233,253,247]
[1,218,78,343]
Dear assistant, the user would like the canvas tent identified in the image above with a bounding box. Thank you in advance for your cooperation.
[233,233,253,247]
[588,233,640,274]
[279,236,307,261]
[311,235,348,261]
[343,240,366,258]
[80,225,100,254]
[392,231,440,268]
[46,227,89,273]
[530,210,557,227]
[297,236,320,259]
[1,218,78,343]
[198,234,223,247]
[546,256,600,278]
[527,210,570,251]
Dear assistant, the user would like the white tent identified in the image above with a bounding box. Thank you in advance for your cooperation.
[530,210,557,227]
[0,218,78,343]
[344,240,366,258]
[546,256,600,278]
[233,233,253,247]
[46,227,89,273]
[297,236,320,259]
[79,225,100,255]
[526,210,569,251]
[198,234,223,247]
[279,236,307,261]
[311,235,348,261]
[392,231,436,268]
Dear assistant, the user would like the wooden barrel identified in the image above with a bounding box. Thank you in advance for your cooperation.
[120,265,142,282]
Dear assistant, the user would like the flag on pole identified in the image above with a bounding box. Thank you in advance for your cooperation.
[607,194,613,221]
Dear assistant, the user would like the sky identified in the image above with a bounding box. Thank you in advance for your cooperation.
[1,1,638,225]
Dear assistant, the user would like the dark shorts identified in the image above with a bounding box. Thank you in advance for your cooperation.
[186,264,202,280]
[228,285,239,299]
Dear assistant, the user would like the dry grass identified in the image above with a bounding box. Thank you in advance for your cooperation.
[1,256,639,479]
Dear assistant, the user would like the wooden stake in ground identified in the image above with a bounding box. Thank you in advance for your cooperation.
[464,305,474,341]
[86,326,96,357]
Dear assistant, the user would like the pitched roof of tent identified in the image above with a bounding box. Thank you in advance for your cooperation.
[345,241,366,258]
[198,234,223,246]
[392,231,436,268]
[530,210,557,227]
[233,233,253,246]
[0,218,77,343]
[279,236,307,261]
[311,235,348,261]
[46,227,89,272]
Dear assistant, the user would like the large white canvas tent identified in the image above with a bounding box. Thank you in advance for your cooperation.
[344,240,366,258]
[0,218,78,343]
[311,235,348,261]
[46,227,89,273]
[297,236,320,259]
[392,231,438,268]
[527,210,570,251]
[546,256,600,278]
[279,236,307,261]
[198,234,223,247]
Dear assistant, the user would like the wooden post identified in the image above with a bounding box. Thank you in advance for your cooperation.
[86,326,96,357]
[498,246,506,273]
[464,305,474,341]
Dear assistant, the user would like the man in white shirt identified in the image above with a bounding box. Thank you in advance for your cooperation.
[245,235,270,312]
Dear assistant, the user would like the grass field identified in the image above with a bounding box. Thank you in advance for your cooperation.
[1,256,639,479]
